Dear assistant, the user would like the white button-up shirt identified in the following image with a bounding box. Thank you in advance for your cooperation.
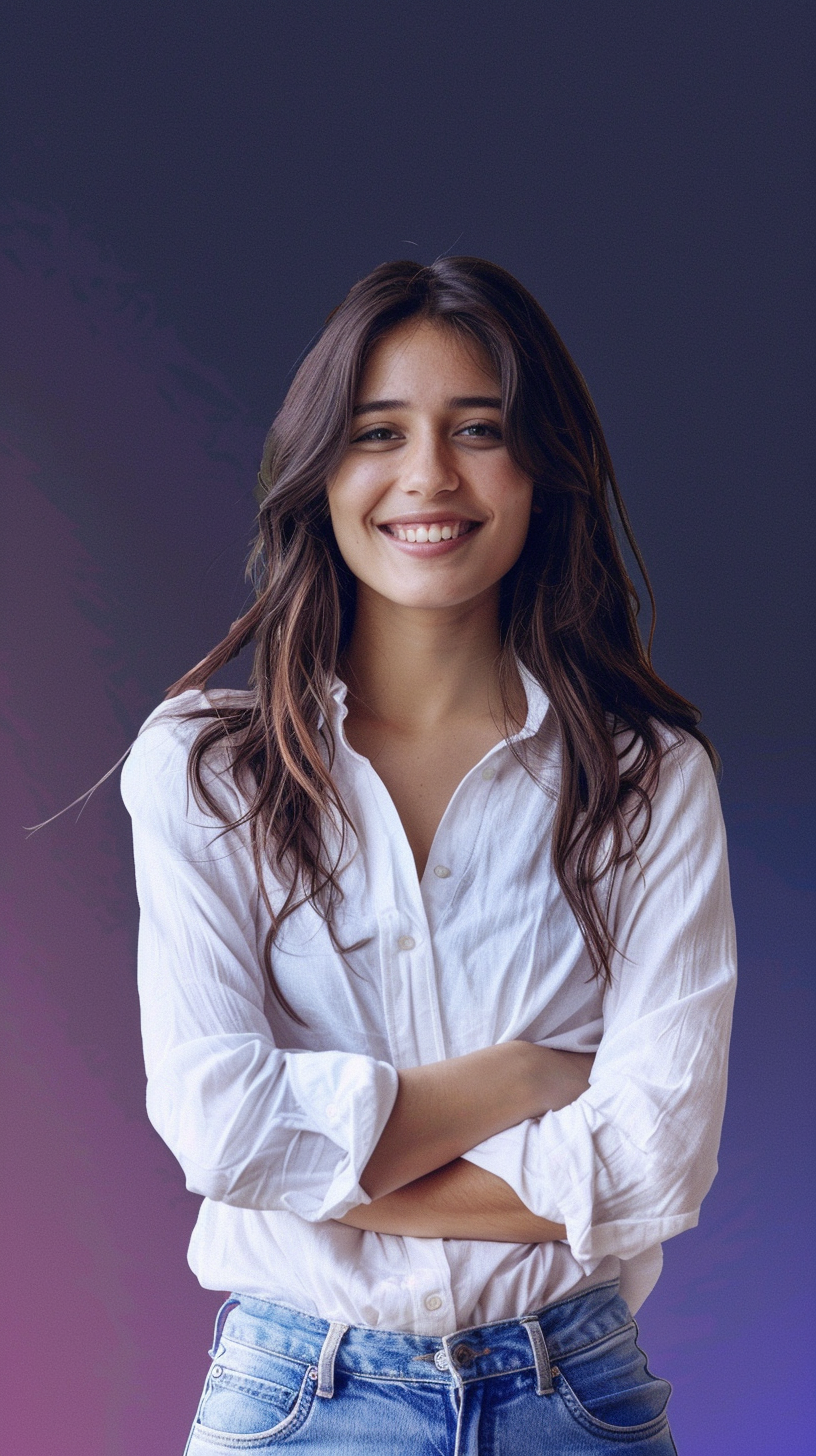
[121,669,736,1333]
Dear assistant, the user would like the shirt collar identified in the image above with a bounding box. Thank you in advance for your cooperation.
[512,661,551,743]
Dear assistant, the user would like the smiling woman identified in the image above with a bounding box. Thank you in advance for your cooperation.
[329,321,532,592]
[121,257,736,1454]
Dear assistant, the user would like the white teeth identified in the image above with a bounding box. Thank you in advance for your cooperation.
[388,520,476,542]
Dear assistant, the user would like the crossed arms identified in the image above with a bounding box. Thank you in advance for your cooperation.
[339,1042,593,1242]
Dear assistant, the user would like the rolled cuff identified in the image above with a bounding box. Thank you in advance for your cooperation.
[285,1049,400,1221]
[461,1100,702,1274]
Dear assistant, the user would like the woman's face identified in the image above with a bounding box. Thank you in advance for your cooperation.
[327,319,533,614]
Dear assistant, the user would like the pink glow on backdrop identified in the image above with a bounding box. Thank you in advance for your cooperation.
[1,209,261,1453]
[1,447,222,1454]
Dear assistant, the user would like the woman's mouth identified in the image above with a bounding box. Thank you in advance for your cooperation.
[379,519,481,544]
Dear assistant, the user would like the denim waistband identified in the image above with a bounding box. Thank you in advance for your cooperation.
[213,1281,630,1395]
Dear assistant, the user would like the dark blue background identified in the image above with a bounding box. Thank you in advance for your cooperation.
[1,5,813,1452]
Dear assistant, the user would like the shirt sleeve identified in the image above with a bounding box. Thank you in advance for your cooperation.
[461,734,737,1274]
[121,694,399,1222]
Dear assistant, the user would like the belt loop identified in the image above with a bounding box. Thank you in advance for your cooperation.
[209,1296,240,1359]
[520,1316,554,1396]
[316,1320,349,1399]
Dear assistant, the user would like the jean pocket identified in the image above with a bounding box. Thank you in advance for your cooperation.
[187,1355,318,1451]
[553,1321,673,1442]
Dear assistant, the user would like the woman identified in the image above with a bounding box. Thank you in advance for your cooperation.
[122,257,736,1453]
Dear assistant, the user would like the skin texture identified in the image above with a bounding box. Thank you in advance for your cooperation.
[328,320,589,1242]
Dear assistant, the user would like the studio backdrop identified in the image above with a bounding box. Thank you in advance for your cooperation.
[1,5,812,1454]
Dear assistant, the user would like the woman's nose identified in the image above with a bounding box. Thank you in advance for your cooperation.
[401,435,459,496]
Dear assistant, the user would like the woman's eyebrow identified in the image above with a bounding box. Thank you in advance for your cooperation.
[352,398,406,416]
[352,394,502,417]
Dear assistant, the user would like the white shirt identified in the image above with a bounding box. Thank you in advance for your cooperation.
[121,668,736,1334]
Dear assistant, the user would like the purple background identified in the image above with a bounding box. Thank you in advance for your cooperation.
[1,5,813,1452]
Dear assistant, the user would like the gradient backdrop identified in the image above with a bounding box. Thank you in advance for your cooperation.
[1,5,813,1453]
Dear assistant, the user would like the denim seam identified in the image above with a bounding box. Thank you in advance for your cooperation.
[457,1364,538,1387]
[554,1366,671,1440]
[216,1336,312,1369]
[550,1318,638,1364]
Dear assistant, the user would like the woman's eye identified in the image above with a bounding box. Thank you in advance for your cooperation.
[353,426,399,443]
[458,422,502,440]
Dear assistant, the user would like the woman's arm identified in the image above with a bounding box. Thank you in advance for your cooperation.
[122,702,403,1224]
[458,741,738,1276]
[342,1159,567,1242]
[359,1043,595,1200]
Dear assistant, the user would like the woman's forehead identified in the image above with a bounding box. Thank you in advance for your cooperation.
[357,319,500,401]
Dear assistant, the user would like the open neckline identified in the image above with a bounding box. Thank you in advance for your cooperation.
[330,664,551,889]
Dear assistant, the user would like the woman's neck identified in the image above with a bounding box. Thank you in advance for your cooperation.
[340,584,524,736]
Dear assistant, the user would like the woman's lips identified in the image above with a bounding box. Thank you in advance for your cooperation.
[377,519,483,555]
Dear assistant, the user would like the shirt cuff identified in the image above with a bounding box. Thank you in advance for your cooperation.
[285,1049,400,1221]
[461,1102,699,1275]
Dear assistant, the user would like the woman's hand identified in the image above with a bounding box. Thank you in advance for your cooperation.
[360,1041,594,1201]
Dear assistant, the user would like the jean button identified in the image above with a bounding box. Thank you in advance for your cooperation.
[452,1343,475,1366]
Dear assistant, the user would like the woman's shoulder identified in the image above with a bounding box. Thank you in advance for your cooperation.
[612,716,719,844]
[120,688,254,825]
[613,717,713,777]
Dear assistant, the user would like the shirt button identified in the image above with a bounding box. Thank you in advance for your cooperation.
[433,865,452,879]
[397,935,416,951]
[424,1293,443,1312]
[481,766,496,781]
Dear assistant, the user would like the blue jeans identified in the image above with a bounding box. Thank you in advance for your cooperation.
[184,1281,676,1454]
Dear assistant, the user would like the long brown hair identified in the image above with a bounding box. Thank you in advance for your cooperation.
[168,257,715,1016]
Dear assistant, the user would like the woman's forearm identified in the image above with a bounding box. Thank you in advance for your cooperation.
[360,1042,593,1200]
[359,1042,588,1199]
[342,1159,567,1242]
